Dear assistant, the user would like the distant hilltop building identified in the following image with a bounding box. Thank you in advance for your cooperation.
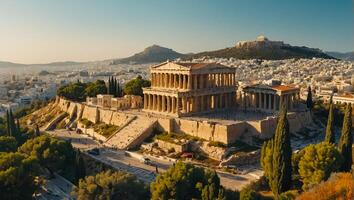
[235,35,289,49]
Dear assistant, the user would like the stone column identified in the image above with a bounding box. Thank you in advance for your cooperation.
[152,94,156,110]
[176,97,180,114]
[186,75,190,89]
[258,92,261,109]
[182,97,186,113]
[193,75,198,89]
[166,96,170,112]
[171,97,175,113]
[268,94,272,110]
[199,75,203,89]
[181,75,185,89]
[176,74,184,89]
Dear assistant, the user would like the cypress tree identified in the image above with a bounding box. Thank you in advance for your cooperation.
[8,109,16,137]
[270,105,292,197]
[114,78,118,97]
[75,150,86,182]
[6,110,10,136]
[338,104,353,172]
[108,76,113,95]
[306,86,313,110]
[325,102,335,143]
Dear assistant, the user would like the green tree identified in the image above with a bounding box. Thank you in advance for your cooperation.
[0,136,18,152]
[85,80,107,97]
[72,170,149,200]
[298,142,343,190]
[239,186,260,200]
[262,106,292,197]
[57,82,87,101]
[306,86,313,110]
[0,152,38,200]
[18,135,75,175]
[151,162,225,200]
[0,117,6,135]
[123,75,151,96]
[324,102,335,143]
[75,150,86,183]
[338,104,353,172]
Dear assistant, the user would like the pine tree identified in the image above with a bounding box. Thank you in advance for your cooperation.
[270,105,292,197]
[306,86,313,110]
[325,102,335,143]
[338,104,353,172]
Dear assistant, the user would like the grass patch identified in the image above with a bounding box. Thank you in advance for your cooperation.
[208,141,227,148]
[80,118,94,128]
[93,123,119,137]
[154,132,202,145]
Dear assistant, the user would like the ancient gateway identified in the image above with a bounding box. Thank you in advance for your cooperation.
[143,62,237,116]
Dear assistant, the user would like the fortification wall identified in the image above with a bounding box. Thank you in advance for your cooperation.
[99,109,113,124]
[81,106,99,123]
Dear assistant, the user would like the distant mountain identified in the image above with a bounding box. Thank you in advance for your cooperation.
[188,36,334,60]
[111,45,185,64]
[0,60,84,68]
[0,61,27,68]
[326,51,354,61]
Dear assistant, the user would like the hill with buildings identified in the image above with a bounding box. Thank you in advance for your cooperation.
[188,36,334,60]
[326,51,354,61]
[111,45,185,64]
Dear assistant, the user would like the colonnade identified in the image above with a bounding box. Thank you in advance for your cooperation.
[151,72,236,90]
[143,92,235,115]
[241,91,300,111]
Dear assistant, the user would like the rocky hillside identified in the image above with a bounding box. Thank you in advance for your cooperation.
[326,51,354,61]
[188,36,334,60]
[111,45,185,64]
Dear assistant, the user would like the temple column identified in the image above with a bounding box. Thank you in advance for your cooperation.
[182,75,186,89]
[166,96,170,112]
[158,74,162,87]
[258,92,262,109]
[152,95,156,110]
[176,97,180,114]
[193,75,198,89]
[178,74,184,89]
[182,97,186,113]
[156,95,160,111]
[268,93,272,110]
[171,97,175,113]
[199,74,203,89]
[186,75,190,89]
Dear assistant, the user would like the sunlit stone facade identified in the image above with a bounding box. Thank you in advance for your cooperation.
[143,62,237,117]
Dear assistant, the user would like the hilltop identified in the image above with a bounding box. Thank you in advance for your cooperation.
[111,45,185,65]
[188,36,334,60]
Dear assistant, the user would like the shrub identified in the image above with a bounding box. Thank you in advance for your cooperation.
[297,173,354,200]
[298,142,343,190]
[240,186,260,200]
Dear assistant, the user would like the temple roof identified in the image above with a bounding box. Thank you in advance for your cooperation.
[151,61,234,72]
[244,84,298,92]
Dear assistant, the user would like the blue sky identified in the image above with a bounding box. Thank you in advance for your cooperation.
[0,0,352,63]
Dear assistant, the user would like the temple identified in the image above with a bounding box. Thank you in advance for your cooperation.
[239,83,300,113]
[143,62,237,116]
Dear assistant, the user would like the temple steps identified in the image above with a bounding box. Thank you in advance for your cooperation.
[104,116,157,150]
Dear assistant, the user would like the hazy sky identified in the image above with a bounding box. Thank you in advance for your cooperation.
[0,0,352,64]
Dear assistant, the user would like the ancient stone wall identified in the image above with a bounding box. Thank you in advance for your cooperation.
[156,139,188,153]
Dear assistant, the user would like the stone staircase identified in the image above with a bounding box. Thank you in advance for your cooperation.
[105,116,157,149]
